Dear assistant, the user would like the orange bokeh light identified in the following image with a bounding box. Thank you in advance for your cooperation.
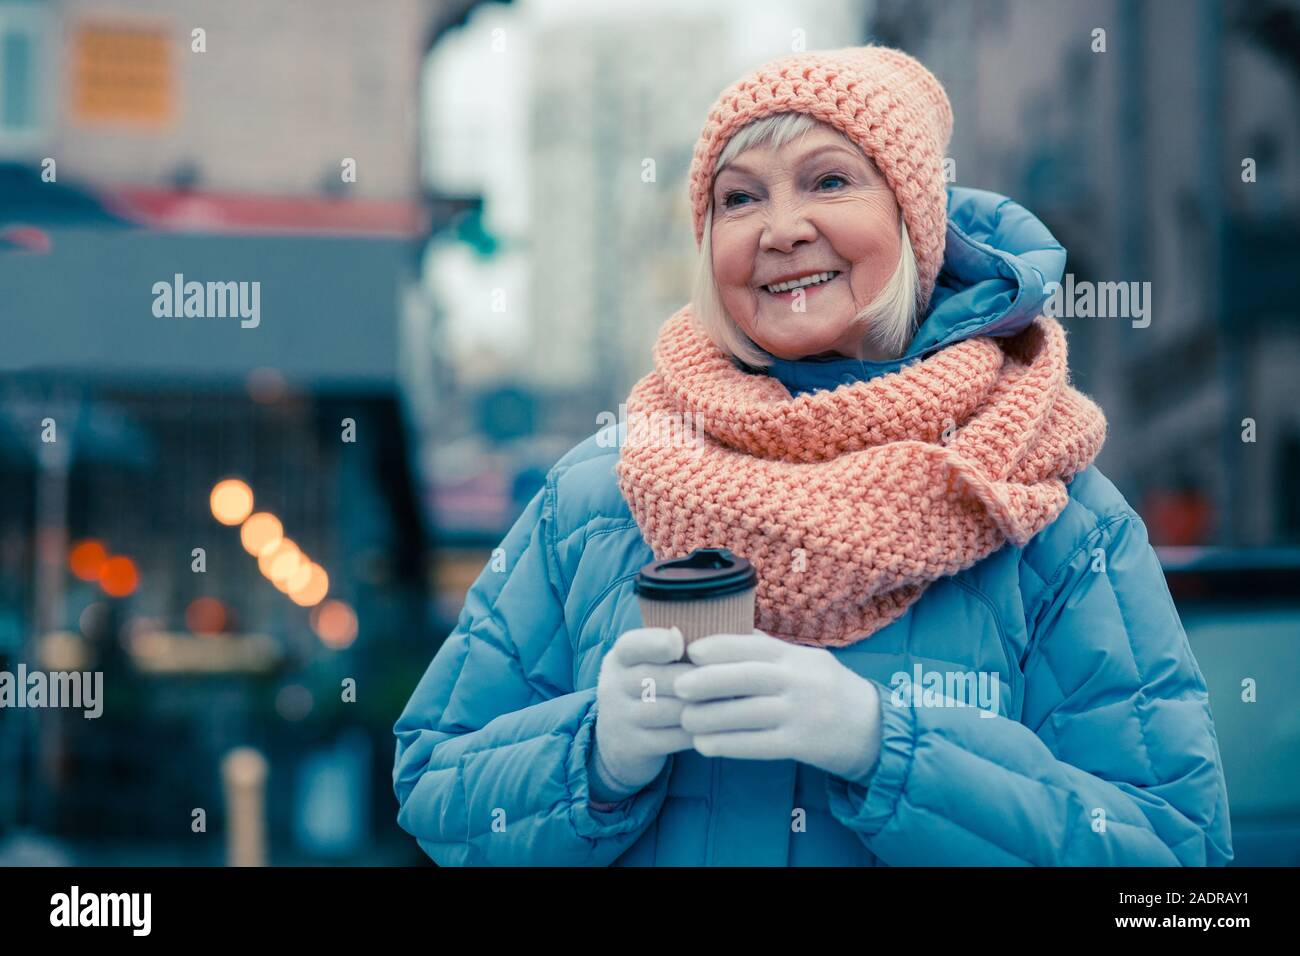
[311,599,356,649]
[285,560,313,593]
[99,556,138,597]
[288,563,329,607]
[258,538,298,579]
[69,539,108,581]
[185,596,228,635]
[269,546,303,585]
[241,513,283,557]
[210,479,254,526]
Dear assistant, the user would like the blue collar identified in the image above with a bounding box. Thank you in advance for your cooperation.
[762,351,906,395]
[760,186,1067,398]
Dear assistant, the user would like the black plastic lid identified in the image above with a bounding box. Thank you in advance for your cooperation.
[634,548,757,601]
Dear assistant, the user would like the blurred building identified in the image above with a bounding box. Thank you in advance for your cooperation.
[527,17,719,411]
[872,0,1300,546]
[0,0,507,864]
[3,0,438,198]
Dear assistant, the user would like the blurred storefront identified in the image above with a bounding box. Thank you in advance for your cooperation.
[0,0,509,864]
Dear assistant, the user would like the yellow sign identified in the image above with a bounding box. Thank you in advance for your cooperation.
[70,22,173,125]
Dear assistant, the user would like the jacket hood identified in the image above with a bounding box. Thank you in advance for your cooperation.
[763,186,1067,396]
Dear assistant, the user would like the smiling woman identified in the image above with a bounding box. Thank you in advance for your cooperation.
[393,43,1234,869]
[692,112,921,365]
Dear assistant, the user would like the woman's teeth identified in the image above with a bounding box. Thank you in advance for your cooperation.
[762,271,840,294]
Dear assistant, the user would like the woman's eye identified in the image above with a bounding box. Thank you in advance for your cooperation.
[721,191,751,209]
[817,174,847,190]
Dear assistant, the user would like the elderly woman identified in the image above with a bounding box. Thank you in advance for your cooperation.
[393,45,1233,866]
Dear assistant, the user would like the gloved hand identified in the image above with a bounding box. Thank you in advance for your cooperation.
[675,629,883,785]
[588,626,696,803]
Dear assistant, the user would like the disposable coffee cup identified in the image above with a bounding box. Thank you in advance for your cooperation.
[635,548,757,660]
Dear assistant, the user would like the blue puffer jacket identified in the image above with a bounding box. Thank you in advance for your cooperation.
[393,187,1234,866]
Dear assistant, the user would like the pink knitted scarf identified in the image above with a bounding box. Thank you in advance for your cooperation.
[615,305,1108,647]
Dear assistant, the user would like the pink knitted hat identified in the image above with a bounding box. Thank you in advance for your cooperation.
[688,45,954,315]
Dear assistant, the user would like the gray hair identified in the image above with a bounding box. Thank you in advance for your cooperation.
[691,111,920,368]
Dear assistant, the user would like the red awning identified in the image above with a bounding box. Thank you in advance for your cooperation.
[101,187,430,238]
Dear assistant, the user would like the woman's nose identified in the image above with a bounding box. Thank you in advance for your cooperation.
[759,195,817,251]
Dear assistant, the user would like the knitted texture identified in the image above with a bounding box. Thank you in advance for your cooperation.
[614,306,1108,647]
[688,45,954,314]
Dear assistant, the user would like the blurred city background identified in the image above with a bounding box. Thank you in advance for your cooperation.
[0,0,1297,865]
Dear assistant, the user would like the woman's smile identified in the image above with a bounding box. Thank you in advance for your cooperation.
[758,270,844,301]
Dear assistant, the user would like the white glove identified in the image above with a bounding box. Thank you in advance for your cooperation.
[675,629,883,784]
[589,626,697,802]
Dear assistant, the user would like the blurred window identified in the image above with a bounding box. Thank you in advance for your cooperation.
[1,29,32,128]
[0,5,45,146]
[1282,430,1300,540]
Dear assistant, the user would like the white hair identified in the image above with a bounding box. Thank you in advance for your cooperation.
[691,111,921,368]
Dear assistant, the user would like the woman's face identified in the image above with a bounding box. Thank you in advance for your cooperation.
[710,124,902,361]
